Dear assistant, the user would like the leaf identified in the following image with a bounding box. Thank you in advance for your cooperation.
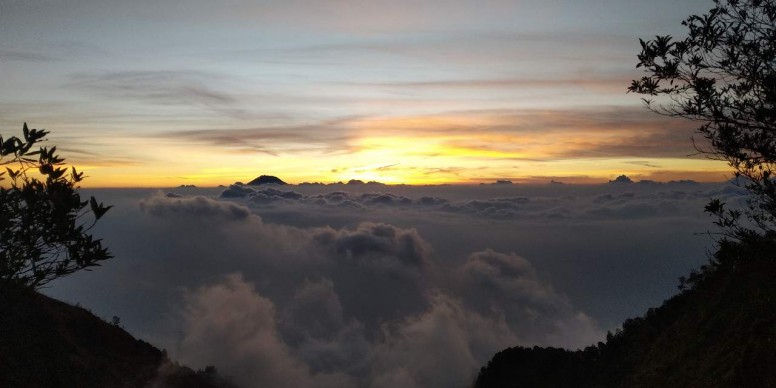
[71,166,83,182]
[704,199,725,215]
[90,196,113,220]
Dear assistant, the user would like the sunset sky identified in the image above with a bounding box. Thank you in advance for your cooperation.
[6,2,751,385]
[0,0,729,186]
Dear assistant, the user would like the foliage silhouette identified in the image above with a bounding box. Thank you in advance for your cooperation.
[0,123,112,290]
[474,234,776,387]
[629,0,776,239]
[475,1,776,386]
[0,285,237,387]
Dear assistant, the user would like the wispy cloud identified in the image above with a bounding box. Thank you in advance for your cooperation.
[154,117,359,155]
[355,76,632,92]
[624,160,662,168]
[0,49,57,62]
[148,106,702,161]
[346,107,701,160]
[57,147,141,168]
[68,70,247,119]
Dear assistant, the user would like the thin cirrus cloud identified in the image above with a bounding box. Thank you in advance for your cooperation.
[155,106,701,159]
[357,76,634,93]
[67,70,248,119]
[0,104,724,186]
[0,49,58,63]
[101,105,725,185]
[156,118,358,156]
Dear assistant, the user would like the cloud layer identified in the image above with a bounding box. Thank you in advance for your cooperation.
[45,181,747,387]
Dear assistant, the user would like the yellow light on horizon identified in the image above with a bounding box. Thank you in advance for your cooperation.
[61,113,733,188]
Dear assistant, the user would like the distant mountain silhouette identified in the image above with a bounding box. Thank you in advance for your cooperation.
[345,179,385,185]
[0,287,236,388]
[247,175,287,185]
[474,236,776,388]
[608,175,634,184]
[668,180,699,185]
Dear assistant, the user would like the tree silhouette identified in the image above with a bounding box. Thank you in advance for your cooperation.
[629,0,776,238]
[0,123,112,290]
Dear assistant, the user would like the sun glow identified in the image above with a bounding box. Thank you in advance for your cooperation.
[67,113,732,188]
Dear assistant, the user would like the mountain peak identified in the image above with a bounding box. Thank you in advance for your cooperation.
[247,175,287,185]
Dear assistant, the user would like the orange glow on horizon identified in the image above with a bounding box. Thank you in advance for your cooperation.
[55,113,732,188]
[75,155,732,188]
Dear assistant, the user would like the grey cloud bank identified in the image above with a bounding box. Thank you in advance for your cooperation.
[46,181,743,387]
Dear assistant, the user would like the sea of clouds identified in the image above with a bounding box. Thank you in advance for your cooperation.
[45,179,748,387]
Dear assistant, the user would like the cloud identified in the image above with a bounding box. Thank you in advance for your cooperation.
[88,193,604,386]
[140,194,252,220]
[278,278,370,375]
[626,160,662,168]
[452,250,599,348]
[152,118,357,156]
[178,274,355,388]
[354,74,632,94]
[68,70,247,119]
[0,49,57,62]
[140,106,703,162]
[368,293,514,388]
[218,180,734,222]
[219,29,633,69]
[48,181,748,386]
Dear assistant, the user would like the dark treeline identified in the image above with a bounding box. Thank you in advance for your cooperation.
[0,285,237,388]
[477,0,776,384]
[475,234,776,387]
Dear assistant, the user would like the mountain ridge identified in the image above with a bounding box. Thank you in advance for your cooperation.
[247,175,287,185]
[474,235,776,387]
[0,285,236,388]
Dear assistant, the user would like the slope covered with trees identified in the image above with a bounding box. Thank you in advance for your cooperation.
[0,285,236,388]
[474,235,776,388]
[0,124,236,387]
[477,0,776,386]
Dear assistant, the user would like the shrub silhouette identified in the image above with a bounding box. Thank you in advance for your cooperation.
[475,2,776,386]
[0,123,111,290]
[629,0,776,239]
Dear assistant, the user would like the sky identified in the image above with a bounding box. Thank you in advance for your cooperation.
[0,0,730,186]
[3,2,749,385]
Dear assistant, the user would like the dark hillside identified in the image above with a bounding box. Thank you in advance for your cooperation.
[475,236,776,388]
[0,286,235,388]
